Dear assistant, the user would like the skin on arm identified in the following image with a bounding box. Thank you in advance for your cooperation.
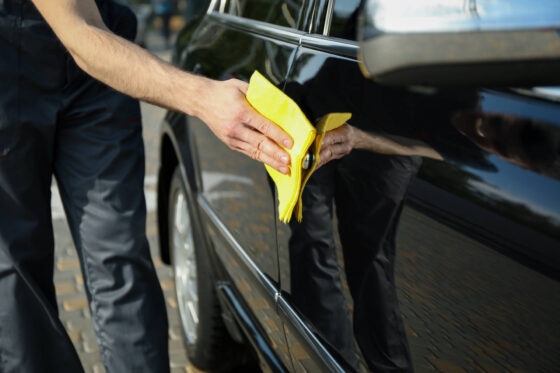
[30,0,293,174]
[317,123,443,168]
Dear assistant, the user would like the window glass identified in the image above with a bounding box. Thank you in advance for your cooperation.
[329,0,361,40]
[224,0,303,28]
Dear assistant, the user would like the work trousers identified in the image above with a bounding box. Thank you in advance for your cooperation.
[0,1,169,372]
[289,151,421,372]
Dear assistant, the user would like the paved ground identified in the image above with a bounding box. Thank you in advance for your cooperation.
[51,34,197,373]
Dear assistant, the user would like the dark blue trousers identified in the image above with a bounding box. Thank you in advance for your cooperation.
[0,1,169,371]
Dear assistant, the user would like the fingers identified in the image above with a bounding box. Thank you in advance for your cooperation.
[317,142,352,168]
[315,123,355,168]
[201,79,295,173]
[230,139,290,174]
[322,124,351,146]
[243,105,294,149]
[235,124,291,165]
[228,79,291,150]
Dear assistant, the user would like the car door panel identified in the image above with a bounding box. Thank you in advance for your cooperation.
[181,14,300,370]
[277,41,560,372]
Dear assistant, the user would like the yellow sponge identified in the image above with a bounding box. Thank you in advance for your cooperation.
[246,71,351,223]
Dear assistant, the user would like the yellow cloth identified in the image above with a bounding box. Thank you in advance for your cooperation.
[294,112,352,221]
[246,71,351,223]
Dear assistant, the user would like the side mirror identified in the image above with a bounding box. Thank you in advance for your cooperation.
[358,0,560,86]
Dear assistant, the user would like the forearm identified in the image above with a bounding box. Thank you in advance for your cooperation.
[65,23,209,117]
[318,124,443,168]
[30,0,293,174]
[354,127,443,160]
[30,0,210,118]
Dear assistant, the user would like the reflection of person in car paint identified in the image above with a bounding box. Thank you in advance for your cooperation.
[452,111,560,180]
[284,22,477,370]
[289,149,422,372]
[285,70,425,372]
[310,93,560,373]
[318,122,442,167]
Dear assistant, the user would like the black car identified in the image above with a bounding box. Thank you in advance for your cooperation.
[156,0,560,371]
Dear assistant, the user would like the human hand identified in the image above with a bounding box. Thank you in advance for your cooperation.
[197,78,293,174]
[316,123,357,168]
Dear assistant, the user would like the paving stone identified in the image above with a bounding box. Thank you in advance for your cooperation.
[83,339,100,353]
[66,317,94,331]
[79,351,104,366]
[54,270,81,283]
[80,330,98,342]
[64,297,89,311]
[405,325,418,337]
[67,329,82,343]
[168,315,181,328]
[55,282,77,295]
[160,280,175,290]
[153,256,164,267]
[170,352,189,368]
[248,297,268,310]
[427,357,468,373]
[146,224,158,236]
[264,318,279,333]
[185,365,207,373]
[57,258,81,271]
[157,267,174,278]
[83,309,91,319]
[167,296,178,308]
[169,327,183,341]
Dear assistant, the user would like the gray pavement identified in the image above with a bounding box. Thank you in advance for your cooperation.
[52,35,200,373]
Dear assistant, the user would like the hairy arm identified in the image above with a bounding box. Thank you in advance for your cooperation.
[317,124,443,168]
[31,0,292,173]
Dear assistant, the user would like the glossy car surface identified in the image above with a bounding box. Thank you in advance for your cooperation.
[157,0,560,371]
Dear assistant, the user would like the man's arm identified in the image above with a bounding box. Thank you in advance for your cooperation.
[317,124,443,168]
[31,0,292,174]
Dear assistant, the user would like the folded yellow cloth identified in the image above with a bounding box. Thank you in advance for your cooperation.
[294,112,352,222]
[246,71,351,223]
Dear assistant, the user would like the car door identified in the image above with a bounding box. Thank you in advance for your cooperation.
[180,0,307,369]
[276,0,560,372]
[275,1,367,371]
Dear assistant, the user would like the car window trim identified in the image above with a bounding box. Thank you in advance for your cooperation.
[322,0,334,35]
[207,11,305,45]
[207,11,358,58]
[301,33,358,59]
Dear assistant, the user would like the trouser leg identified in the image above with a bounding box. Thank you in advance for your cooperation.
[55,74,169,372]
[339,197,411,373]
[0,7,83,371]
[288,165,358,368]
[0,126,84,373]
[336,152,419,373]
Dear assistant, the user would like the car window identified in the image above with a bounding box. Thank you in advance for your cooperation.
[223,0,303,28]
[328,0,361,40]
